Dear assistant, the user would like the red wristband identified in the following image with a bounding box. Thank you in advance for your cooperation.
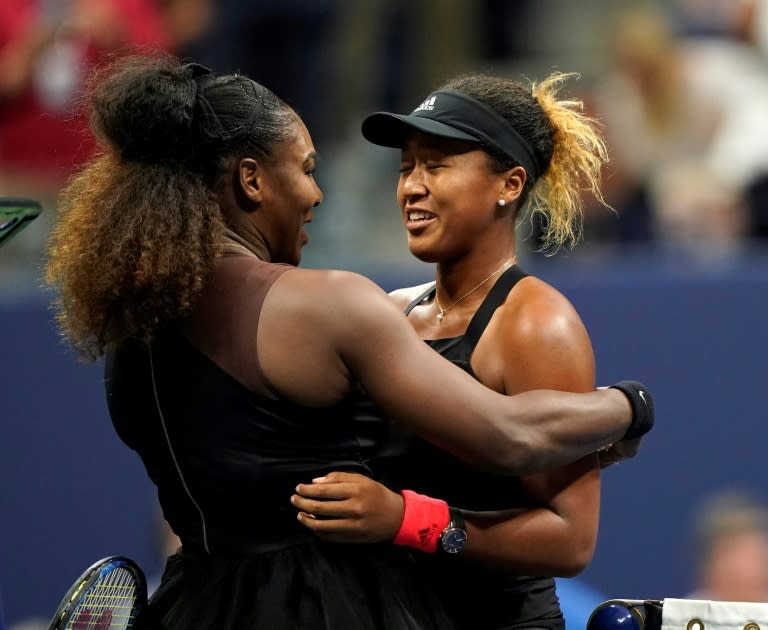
[393,489,450,553]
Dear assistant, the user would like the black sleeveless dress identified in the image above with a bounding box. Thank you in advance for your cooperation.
[104,304,455,627]
[373,266,565,630]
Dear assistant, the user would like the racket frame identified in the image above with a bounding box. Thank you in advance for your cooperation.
[48,556,147,630]
[0,198,42,247]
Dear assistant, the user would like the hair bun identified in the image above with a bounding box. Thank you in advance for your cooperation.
[90,56,202,164]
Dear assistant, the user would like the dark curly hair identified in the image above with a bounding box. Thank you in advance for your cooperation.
[440,72,608,252]
[45,54,296,359]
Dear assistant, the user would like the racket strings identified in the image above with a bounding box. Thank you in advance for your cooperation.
[66,567,139,630]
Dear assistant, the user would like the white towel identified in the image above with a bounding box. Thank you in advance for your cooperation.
[662,598,768,630]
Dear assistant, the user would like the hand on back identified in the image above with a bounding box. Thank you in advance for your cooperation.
[291,471,404,543]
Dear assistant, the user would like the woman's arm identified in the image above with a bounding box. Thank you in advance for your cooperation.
[451,280,599,574]
[292,280,605,576]
[259,268,652,475]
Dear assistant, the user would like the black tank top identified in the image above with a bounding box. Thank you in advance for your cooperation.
[107,254,460,629]
[373,265,564,630]
[105,257,392,557]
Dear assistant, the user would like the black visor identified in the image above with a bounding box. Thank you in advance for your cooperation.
[361,89,541,180]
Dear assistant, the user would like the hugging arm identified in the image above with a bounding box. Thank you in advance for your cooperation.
[293,286,602,575]
[330,273,647,474]
[261,270,649,475]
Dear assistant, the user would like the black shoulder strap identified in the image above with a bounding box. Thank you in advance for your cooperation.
[404,284,436,316]
[463,265,528,345]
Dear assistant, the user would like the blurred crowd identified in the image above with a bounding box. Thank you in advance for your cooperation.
[686,490,768,603]
[3,0,768,286]
[584,0,768,259]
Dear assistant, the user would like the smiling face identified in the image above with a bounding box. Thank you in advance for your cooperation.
[258,118,322,265]
[396,131,518,264]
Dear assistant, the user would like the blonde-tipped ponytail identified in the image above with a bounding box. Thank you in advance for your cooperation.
[529,72,609,252]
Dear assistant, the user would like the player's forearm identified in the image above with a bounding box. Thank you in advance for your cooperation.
[493,388,638,475]
[459,508,596,576]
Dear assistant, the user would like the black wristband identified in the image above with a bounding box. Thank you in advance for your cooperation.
[609,380,654,440]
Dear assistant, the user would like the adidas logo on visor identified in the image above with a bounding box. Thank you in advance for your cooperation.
[413,95,437,112]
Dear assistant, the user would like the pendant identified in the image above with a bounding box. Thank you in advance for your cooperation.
[436,311,445,322]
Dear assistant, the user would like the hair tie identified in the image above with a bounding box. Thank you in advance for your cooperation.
[181,63,230,142]
[182,65,267,143]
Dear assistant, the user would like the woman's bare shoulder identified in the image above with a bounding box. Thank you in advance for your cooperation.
[497,275,590,347]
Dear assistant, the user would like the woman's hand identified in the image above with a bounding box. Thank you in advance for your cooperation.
[291,471,404,543]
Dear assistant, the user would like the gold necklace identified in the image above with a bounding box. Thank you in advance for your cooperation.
[435,261,513,322]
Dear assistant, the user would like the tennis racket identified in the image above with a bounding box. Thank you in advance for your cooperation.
[48,556,147,630]
[0,197,42,247]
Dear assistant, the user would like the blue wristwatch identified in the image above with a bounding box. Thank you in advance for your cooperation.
[440,507,468,554]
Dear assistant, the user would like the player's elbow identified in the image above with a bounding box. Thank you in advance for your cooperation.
[557,550,593,578]
[451,414,551,475]
[555,536,597,577]
[476,424,542,475]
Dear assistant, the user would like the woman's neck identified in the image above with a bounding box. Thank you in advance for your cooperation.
[222,228,270,260]
[435,250,517,300]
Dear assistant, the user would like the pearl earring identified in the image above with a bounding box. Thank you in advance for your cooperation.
[497,199,506,207]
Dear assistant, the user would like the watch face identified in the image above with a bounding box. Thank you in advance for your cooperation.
[441,527,468,554]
